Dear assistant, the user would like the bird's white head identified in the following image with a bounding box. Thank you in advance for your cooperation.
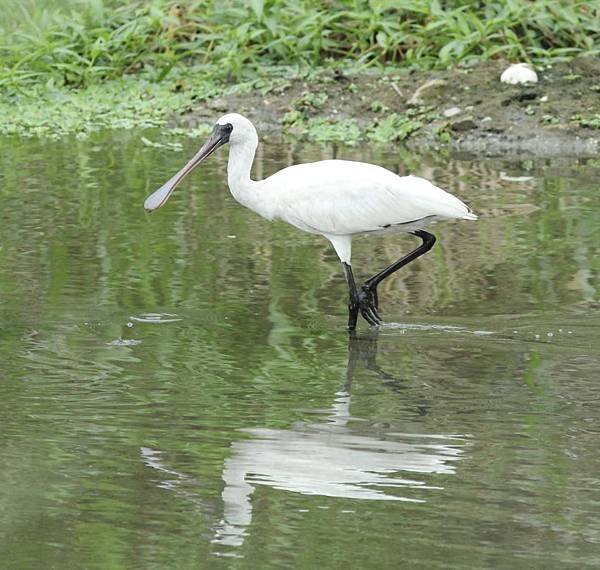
[143,113,256,212]
[216,113,258,147]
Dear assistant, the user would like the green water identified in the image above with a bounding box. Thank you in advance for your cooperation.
[0,132,599,569]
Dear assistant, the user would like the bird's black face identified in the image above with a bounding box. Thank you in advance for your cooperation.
[144,122,233,212]
[215,122,233,144]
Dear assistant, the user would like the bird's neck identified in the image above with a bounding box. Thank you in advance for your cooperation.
[227,139,258,206]
[226,135,278,221]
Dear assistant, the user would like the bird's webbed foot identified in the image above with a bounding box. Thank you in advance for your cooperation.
[358,284,382,326]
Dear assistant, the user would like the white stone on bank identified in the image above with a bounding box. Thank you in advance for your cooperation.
[500,63,538,85]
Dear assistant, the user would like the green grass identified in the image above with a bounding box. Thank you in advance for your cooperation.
[0,0,116,35]
[1,0,598,90]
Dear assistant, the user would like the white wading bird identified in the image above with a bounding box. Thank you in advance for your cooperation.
[144,113,477,330]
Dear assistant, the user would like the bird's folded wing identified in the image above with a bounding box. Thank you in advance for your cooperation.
[267,161,471,235]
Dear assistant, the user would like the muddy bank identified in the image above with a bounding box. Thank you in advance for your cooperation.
[181,58,600,157]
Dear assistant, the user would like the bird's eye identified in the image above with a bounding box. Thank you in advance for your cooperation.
[225,124,233,133]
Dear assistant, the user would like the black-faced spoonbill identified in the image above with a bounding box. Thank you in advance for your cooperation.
[144,113,477,330]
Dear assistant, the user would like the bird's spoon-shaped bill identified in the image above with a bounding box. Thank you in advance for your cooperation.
[144,125,228,212]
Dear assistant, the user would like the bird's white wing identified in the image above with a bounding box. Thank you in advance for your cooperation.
[264,160,473,236]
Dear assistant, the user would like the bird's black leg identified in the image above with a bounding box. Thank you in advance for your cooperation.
[361,230,437,318]
[343,262,381,328]
[342,263,359,330]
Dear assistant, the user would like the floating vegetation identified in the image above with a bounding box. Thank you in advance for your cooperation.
[572,114,600,129]
[0,70,254,138]
[367,113,423,143]
[302,118,362,144]
[0,74,218,138]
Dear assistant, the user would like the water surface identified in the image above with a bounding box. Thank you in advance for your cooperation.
[0,132,598,568]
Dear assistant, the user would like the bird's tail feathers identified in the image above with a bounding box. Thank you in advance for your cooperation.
[463,211,478,220]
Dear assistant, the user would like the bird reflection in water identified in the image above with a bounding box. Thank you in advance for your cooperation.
[140,332,468,549]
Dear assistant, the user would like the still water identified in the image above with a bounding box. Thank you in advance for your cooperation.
[0,132,598,568]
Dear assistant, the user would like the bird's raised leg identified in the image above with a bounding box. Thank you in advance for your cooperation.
[343,263,381,329]
[361,230,437,318]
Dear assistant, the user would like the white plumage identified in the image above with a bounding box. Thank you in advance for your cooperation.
[144,113,477,329]
[263,161,474,230]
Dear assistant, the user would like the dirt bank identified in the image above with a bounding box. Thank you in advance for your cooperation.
[181,57,600,156]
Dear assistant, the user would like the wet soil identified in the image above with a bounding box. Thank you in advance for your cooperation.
[182,57,600,157]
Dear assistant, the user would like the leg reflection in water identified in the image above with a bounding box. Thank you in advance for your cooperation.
[141,331,469,550]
